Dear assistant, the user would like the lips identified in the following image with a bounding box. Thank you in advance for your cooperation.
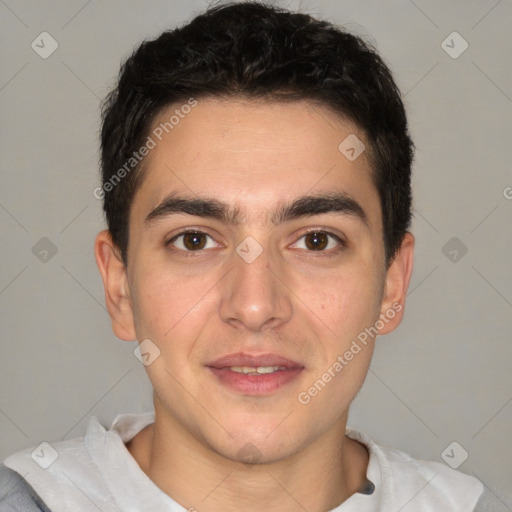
[206,352,304,370]
[206,352,305,395]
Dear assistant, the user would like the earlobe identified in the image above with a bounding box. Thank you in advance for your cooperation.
[378,232,415,335]
[94,230,137,341]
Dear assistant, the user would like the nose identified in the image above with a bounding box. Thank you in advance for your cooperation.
[218,242,293,332]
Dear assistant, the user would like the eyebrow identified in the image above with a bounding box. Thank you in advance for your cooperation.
[144,192,368,228]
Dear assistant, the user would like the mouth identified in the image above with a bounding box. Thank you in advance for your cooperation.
[206,353,304,395]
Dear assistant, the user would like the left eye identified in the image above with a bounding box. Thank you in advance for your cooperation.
[292,231,343,251]
[168,231,218,251]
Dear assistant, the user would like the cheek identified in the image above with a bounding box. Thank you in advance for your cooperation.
[299,265,383,342]
[130,266,208,340]
[295,270,381,417]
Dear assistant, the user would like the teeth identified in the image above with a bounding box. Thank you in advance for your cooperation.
[229,365,286,375]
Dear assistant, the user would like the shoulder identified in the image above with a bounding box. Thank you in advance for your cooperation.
[0,463,51,511]
[1,419,112,511]
[473,487,508,512]
[346,429,484,511]
[0,413,154,512]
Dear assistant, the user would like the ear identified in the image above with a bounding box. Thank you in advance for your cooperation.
[377,232,415,335]
[94,230,137,341]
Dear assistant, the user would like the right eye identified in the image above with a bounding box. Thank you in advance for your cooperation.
[166,231,219,252]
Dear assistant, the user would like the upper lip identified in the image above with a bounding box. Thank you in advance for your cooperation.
[207,352,304,369]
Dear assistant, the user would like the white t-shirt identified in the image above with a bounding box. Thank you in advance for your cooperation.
[3,411,484,511]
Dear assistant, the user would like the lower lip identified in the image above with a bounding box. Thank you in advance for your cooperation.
[207,367,304,395]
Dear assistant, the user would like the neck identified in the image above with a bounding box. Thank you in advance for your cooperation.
[126,403,369,512]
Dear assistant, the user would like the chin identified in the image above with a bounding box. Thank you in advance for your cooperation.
[207,419,308,465]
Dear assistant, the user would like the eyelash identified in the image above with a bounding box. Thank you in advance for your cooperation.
[165,228,346,256]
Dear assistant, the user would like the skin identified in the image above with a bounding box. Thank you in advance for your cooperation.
[95,98,414,512]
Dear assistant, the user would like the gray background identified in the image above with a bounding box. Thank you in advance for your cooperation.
[1,0,511,507]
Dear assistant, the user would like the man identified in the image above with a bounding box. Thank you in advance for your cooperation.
[1,2,487,510]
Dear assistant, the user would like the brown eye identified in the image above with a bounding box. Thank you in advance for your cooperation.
[292,230,344,252]
[182,232,207,250]
[304,232,329,250]
[168,231,217,252]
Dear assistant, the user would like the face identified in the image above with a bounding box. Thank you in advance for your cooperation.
[96,98,413,464]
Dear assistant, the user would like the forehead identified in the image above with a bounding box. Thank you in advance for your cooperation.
[130,97,380,228]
